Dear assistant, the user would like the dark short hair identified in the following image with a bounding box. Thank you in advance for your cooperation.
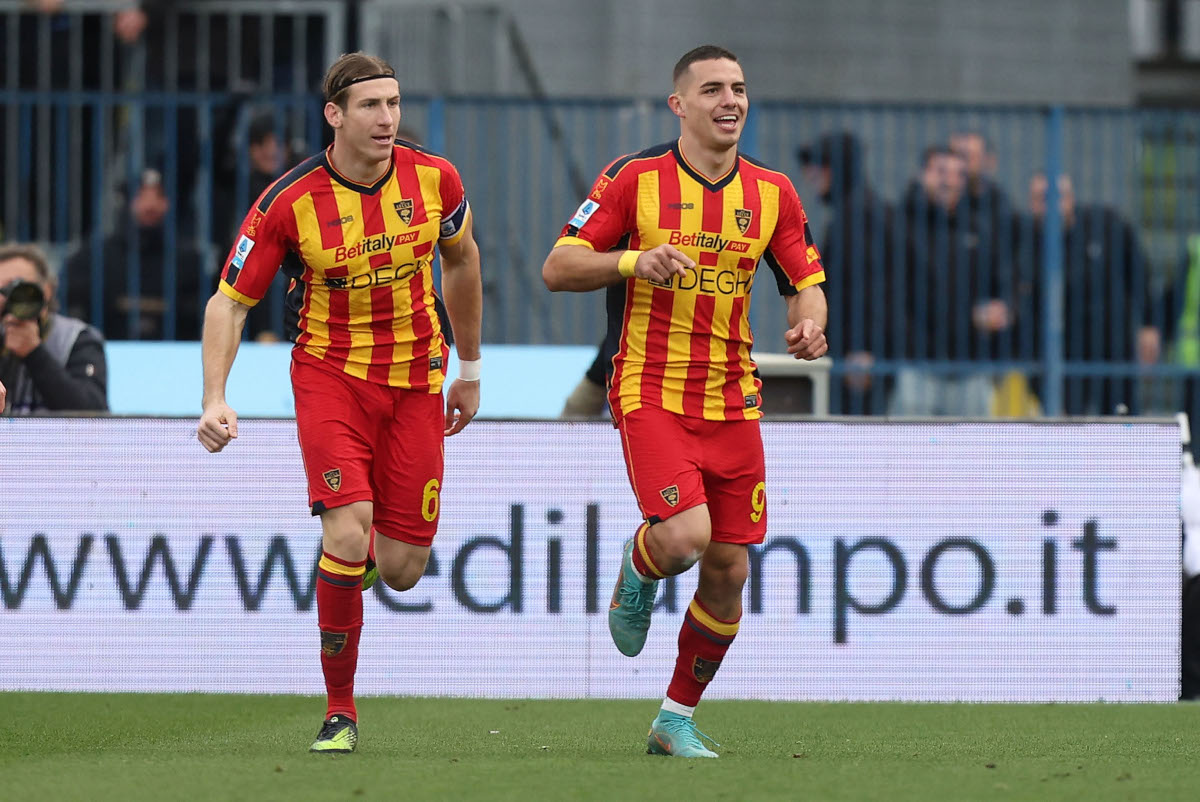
[248,113,278,147]
[673,45,738,85]
[0,243,53,282]
[322,51,397,109]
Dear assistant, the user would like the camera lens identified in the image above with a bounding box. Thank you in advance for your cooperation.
[2,280,45,321]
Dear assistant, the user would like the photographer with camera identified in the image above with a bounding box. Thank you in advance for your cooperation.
[0,244,108,415]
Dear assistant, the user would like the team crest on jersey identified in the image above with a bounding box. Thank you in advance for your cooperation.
[660,485,680,507]
[323,469,342,492]
[734,208,753,234]
[394,199,414,225]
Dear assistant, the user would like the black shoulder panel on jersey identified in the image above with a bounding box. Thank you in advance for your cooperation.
[764,249,798,297]
[394,137,444,158]
[256,153,324,214]
[738,152,776,171]
[603,142,673,179]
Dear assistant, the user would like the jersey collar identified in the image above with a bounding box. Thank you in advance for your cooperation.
[672,139,739,192]
[321,145,395,195]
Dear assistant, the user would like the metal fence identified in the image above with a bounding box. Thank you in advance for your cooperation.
[3,1,1200,418]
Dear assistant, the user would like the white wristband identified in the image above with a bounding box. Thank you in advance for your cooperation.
[457,358,481,382]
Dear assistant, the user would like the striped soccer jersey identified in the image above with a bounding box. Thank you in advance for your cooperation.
[554,140,825,421]
[219,139,470,391]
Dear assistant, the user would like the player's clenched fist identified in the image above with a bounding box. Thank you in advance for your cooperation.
[785,318,827,360]
[635,244,694,283]
[197,402,239,453]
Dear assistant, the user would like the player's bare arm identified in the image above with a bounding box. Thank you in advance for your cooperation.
[784,285,828,361]
[197,292,251,452]
[542,243,694,293]
[439,218,483,436]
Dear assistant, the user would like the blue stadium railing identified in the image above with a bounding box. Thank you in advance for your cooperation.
[4,4,1200,417]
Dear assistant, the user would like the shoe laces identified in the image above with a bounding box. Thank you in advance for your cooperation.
[660,716,720,750]
[617,574,657,615]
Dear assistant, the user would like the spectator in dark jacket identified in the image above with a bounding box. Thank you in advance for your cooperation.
[66,168,211,340]
[1018,172,1159,415]
[797,131,896,414]
[890,146,1015,415]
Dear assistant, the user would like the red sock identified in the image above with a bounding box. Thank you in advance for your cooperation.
[317,551,365,721]
[630,523,668,579]
[666,594,741,707]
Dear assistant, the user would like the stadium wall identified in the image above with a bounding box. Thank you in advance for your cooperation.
[0,418,1181,702]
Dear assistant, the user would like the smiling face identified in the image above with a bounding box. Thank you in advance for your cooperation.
[670,57,747,152]
[325,77,402,170]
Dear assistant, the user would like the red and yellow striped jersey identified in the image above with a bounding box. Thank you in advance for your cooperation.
[554,140,825,422]
[219,140,471,391]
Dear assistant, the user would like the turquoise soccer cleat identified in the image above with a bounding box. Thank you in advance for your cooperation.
[646,711,720,758]
[608,538,659,656]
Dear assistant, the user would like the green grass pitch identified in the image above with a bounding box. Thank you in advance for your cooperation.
[2,693,1197,801]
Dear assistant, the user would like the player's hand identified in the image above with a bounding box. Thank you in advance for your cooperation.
[634,245,694,283]
[197,401,239,452]
[444,378,480,436]
[3,314,42,358]
[785,318,827,360]
[0,378,6,410]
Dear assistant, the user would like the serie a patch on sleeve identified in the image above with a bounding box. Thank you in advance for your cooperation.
[231,235,255,269]
[568,199,600,229]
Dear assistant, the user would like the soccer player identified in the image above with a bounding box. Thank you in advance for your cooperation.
[542,45,827,758]
[196,52,483,754]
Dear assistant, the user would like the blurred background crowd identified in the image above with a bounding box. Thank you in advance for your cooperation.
[3,0,1200,421]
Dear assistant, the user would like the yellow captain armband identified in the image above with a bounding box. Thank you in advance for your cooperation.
[617,250,641,279]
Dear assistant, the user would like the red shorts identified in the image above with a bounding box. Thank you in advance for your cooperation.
[617,405,767,544]
[292,359,444,546]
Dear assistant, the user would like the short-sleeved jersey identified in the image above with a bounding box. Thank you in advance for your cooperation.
[554,140,824,422]
[219,140,471,391]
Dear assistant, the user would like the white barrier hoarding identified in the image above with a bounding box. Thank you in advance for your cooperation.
[0,419,1181,701]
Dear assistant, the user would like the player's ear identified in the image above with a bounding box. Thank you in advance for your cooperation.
[324,101,343,129]
[668,92,684,119]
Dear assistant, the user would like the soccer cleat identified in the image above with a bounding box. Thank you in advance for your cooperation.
[309,715,358,753]
[608,538,659,657]
[646,711,720,758]
[361,557,378,592]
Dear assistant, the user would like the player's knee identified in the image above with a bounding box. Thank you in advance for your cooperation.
[652,517,711,568]
[322,528,369,562]
[379,556,428,592]
[701,550,749,595]
[380,565,421,592]
[716,559,749,591]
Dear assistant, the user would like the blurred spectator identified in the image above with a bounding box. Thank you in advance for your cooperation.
[215,112,285,251]
[214,112,287,341]
[798,131,896,414]
[1019,172,1159,415]
[950,130,1012,223]
[890,146,1013,416]
[65,168,211,341]
[0,243,107,414]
